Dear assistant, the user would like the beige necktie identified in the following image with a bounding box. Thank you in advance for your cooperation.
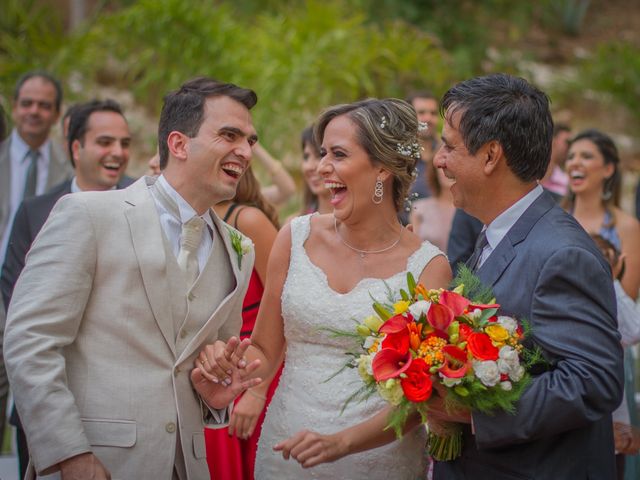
[177,216,205,286]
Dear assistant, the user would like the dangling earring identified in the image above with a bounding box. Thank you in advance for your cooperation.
[372,178,384,204]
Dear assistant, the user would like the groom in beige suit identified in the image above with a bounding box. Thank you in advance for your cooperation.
[4,78,259,479]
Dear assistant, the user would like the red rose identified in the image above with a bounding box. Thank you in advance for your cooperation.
[467,332,499,361]
[401,357,433,402]
[439,345,469,379]
[459,323,473,341]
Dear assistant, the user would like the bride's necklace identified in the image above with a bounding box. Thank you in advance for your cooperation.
[334,217,402,258]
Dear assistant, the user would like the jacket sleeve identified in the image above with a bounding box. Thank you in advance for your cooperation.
[0,201,32,309]
[472,246,623,448]
[3,195,96,474]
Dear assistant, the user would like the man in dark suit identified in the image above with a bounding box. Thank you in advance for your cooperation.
[1,98,134,479]
[446,208,483,275]
[430,74,623,479]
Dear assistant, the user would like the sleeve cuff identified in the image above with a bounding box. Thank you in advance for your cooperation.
[200,398,231,426]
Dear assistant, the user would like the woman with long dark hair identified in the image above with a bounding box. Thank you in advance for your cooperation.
[564,129,640,299]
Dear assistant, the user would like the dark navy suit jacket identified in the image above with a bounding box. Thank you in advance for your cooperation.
[435,191,623,480]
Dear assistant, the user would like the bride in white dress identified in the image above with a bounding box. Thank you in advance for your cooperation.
[197,98,452,479]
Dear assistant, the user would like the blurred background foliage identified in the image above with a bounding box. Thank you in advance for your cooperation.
[0,0,639,167]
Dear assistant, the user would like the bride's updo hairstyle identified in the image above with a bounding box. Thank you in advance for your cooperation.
[314,98,420,212]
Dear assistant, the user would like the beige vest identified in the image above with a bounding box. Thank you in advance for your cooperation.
[161,219,235,355]
[160,217,235,479]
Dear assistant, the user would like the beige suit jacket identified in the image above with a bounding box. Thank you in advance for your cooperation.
[4,177,253,478]
[0,133,71,458]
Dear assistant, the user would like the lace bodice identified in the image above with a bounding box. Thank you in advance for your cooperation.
[255,214,443,479]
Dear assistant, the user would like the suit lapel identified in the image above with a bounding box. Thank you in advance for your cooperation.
[124,177,176,356]
[211,211,243,285]
[45,141,71,190]
[477,191,557,288]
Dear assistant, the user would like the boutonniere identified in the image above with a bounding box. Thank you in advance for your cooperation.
[227,227,252,269]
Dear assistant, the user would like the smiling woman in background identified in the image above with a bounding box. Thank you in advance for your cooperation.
[563,129,640,300]
[298,126,332,216]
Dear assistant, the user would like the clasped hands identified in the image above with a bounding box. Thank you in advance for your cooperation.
[191,336,262,410]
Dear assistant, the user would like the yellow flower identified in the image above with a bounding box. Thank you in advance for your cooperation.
[363,315,384,332]
[393,300,410,314]
[485,324,509,343]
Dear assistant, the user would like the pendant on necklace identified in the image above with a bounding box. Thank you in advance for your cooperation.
[359,252,366,259]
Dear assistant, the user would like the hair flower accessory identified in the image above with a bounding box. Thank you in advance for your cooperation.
[396,141,422,160]
[380,115,388,129]
[227,227,252,269]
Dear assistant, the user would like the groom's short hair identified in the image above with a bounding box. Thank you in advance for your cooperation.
[441,74,553,182]
[158,77,257,170]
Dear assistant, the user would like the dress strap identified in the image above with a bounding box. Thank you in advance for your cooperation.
[289,214,313,248]
[222,203,240,223]
[406,241,446,280]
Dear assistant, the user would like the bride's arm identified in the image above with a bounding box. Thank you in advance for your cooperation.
[275,407,423,468]
[248,221,291,379]
[417,250,452,290]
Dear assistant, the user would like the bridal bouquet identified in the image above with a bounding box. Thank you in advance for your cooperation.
[337,267,538,461]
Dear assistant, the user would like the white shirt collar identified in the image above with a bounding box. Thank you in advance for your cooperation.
[11,128,51,165]
[71,176,119,193]
[485,184,544,250]
[157,175,215,232]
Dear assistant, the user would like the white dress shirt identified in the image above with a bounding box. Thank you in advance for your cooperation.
[149,175,214,271]
[476,184,544,269]
[0,130,53,263]
[70,176,118,194]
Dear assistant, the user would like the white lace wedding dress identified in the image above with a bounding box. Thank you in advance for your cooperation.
[255,215,443,479]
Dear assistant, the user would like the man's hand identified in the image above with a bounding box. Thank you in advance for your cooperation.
[60,453,110,480]
[191,337,262,409]
[426,380,472,425]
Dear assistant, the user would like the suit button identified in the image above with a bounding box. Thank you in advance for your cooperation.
[188,292,195,301]
[166,422,176,433]
[180,329,187,339]
[173,367,180,376]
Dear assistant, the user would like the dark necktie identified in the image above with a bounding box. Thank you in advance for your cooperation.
[23,149,40,199]
[467,230,488,272]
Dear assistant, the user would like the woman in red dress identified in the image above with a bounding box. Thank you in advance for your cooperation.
[207,166,283,480]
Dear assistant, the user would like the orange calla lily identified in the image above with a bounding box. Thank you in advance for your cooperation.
[439,290,470,316]
[379,313,412,334]
[427,302,454,332]
[372,348,413,381]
